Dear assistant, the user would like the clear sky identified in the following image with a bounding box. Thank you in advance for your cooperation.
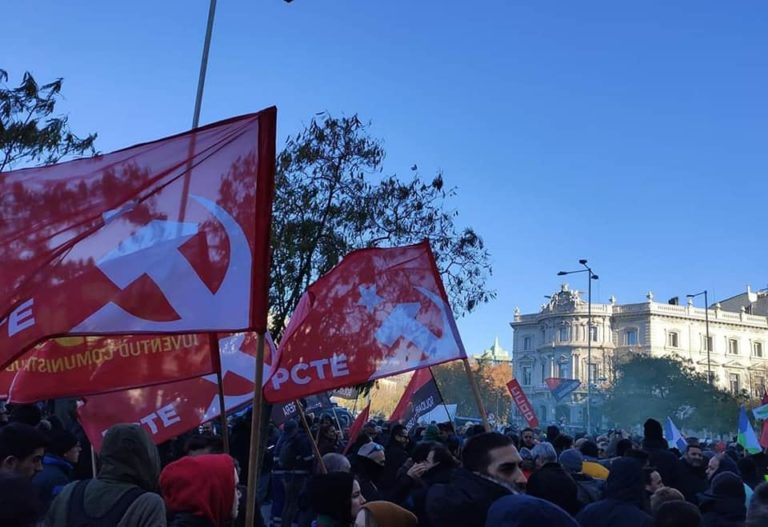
[3,1,767,356]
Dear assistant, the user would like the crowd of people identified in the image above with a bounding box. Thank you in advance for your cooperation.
[2,400,768,527]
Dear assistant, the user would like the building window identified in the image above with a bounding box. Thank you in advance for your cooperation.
[728,339,739,355]
[625,329,638,346]
[523,336,532,351]
[703,335,713,353]
[667,332,679,348]
[522,366,532,386]
[753,342,763,358]
[590,326,598,342]
[754,376,766,397]
[541,361,547,381]
[557,362,570,378]
[729,373,740,395]
[559,326,570,342]
[588,363,598,384]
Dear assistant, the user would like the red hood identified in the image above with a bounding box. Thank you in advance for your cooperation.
[160,454,236,526]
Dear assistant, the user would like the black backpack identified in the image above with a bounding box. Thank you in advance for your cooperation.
[65,480,146,527]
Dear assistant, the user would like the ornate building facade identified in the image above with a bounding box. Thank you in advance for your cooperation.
[510,284,768,430]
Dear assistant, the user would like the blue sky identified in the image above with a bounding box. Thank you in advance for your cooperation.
[3,1,767,356]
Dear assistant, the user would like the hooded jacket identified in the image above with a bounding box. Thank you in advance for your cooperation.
[641,419,678,489]
[711,454,754,508]
[575,458,653,527]
[160,454,236,527]
[425,468,513,527]
[47,424,166,527]
[485,494,579,527]
[525,462,581,515]
[698,471,747,527]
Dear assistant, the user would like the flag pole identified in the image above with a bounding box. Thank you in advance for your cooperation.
[193,0,217,129]
[429,367,456,434]
[462,358,490,432]
[296,400,327,474]
[90,443,98,478]
[245,333,267,527]
[209,333,230,453]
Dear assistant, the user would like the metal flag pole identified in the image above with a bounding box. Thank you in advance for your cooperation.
[193,0,217,129]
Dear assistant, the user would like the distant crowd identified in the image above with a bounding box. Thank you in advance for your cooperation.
[1,401,768,527]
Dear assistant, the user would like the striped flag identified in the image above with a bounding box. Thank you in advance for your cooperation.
[664,416,687,451]
[738,406,762,455]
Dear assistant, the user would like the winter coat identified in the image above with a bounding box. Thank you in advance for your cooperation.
[47,424,166,527]
[486,494,578,527]
[698,472,747,527]
[641,437,679,489]
[33,454,74,511]
[168,512,216,527]
[525,463,581,515]
[404,462,454,527]
[425,468,512,527]
[676,458,708,504]
[353,456,385,502]
[381,442,409,491]
[575,458,653,527]
[572,473,603,507]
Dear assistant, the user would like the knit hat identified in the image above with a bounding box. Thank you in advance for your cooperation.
[709,471,746,500]
[360,501,418,527]
[643,418,664,441]
[486,495,579,527]
[47,429,78,457]
[558,448,584,474]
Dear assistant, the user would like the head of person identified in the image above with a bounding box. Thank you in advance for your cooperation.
[530,442,557,469]
[462,432,526,488]
[558,448,584,475]
[438,422,452,440]
[485,494,579,527]
[578,440,599,459]
[655,501,702,527]
[160,454,239,526]
[410,441,438,463]
[624,448,650,467]
[737,456,760,485]
[357,442,385,467]
[322,453,351,474]
[700,471,746,518]
[643,418,664,442]
[8,404,41,427]
[425,442,457,469]
[520,428,535,448]
[47,428,81,465]
[0,472,43,527]
[0,423,46,478]
[354,501,418,527]
[546,425,560,442]
[552,434,573,454]
[99,424,161,491]
[706,452,739,481]
[684,439,704,468]
[643,467,663,494]
[604,457,645,503]
[616,438,633,457]
[650,487,685,515]
[183,433,224,457]
[309,472,365,525]
[389,425,408,448]
[363,422,378,440]
[747,481,768,527]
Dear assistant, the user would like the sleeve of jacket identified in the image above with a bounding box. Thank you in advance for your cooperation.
[121,493,167,527]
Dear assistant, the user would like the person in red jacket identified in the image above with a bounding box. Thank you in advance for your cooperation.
[160,454,240,527]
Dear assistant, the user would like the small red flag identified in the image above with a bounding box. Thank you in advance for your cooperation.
[344,403,371,455]
[264,241,466,403]
[390,368,442,430]
[507,378,539,428]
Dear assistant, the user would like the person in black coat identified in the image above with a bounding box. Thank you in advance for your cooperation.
[576,457,653,527]
[698,471,747,527]
[676,439,708,505]
[381,425,410,492]
[526,462,581,515]
[641,419,678,490]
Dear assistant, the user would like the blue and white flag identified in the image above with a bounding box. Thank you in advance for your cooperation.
[664,416,687,451]
[752,402,768,421]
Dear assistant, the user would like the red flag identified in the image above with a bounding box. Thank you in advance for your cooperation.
[390,368,442,430]
[1,334,214,403]
[344,403,371,455]
[264,241,465,403]
[0,109,276,370]
[77,333,274,450]
[507,378,539,428]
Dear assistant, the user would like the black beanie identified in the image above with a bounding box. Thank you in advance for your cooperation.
[307,472,354,524]
[47,429,78,457]
[643,418,663,440]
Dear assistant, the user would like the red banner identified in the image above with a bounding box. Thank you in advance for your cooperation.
[507,378,539,428]
[263,241,466,403]
[344,403,371,455]
[78,333,274,450]
[390,368,442,430]
[0,108,276,370]
[0,334,213,403]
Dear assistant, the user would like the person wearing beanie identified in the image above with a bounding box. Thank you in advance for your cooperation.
[485,494,579,527]
[160,454,239,527]
[577,440,610,480]
[32,428,81,511]
[308,472,366,527]
[705,453,753,508]
[641,418,678,490]
[654,501,701,527]
[525,458,581,516]
[559,448,602,507]
[354,501,417,527]
[698,471,747,526]
[576,458,653,527]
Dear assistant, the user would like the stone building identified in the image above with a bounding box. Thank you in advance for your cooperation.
[510,284,768,430]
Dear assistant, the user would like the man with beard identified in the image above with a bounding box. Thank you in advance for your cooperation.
[675,438,707,504]
[520,428,537,450]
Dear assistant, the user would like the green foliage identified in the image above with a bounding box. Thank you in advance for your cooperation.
[0,69,96,171]
[269,113,493,338]
[603,355,745,434]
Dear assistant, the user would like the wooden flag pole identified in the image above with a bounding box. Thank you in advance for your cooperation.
[296,400,327,474]
[209,333,230,453]
[462,358,491,432]
[90,443,98,478]
[245,333,267,527]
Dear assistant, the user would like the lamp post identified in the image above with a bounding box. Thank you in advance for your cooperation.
[558,260,599,435]
[687,290,711,384]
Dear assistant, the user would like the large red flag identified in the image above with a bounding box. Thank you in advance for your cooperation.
[390,368,443,430]
[507,378,539,428]
[344,403,371,455]
[0,334,214,403]
[0,109,276,370]
[77,333,275,450]
[264,241,465,403]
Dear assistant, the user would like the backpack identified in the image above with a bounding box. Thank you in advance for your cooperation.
[65,480,146,527]
[278,436,302,470]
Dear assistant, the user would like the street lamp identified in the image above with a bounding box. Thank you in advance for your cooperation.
[558,260,599,435]
[687,290,712,384]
